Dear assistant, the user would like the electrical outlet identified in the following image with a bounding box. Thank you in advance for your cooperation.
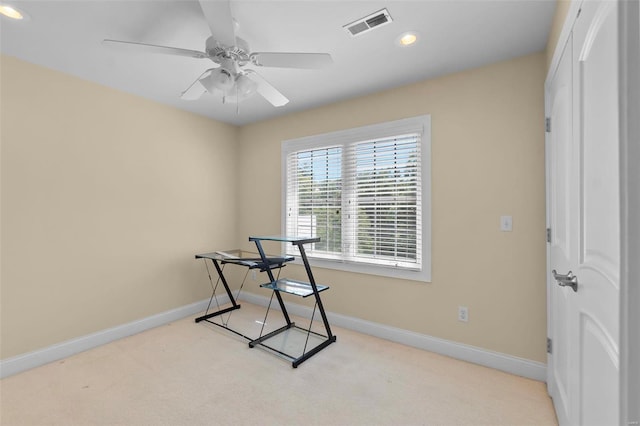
[251,270,257,281]
[458,306,469,322]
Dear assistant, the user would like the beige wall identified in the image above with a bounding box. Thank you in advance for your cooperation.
[238,52,548,362]
[546,0,573,70]
[2,51,548,364]
[0,55,238,358]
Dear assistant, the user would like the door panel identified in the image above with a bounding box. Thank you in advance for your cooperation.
[547,35,574,426]
[579,0,620,283]
[574,1,620,424]
[580,314,619,426]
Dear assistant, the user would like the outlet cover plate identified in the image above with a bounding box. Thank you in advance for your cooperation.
[458,306,469,322]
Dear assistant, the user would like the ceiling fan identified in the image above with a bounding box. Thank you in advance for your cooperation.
[103,0,333,107]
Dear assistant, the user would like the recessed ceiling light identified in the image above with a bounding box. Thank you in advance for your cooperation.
[0,3,28,20]
[398,32,418,46]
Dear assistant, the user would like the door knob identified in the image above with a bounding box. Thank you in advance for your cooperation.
[552,270,578,292]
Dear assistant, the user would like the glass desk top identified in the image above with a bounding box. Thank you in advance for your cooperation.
[249,235,321,245]
[195,249,293,268]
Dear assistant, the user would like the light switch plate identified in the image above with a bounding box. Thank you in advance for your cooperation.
[500,215,513,232]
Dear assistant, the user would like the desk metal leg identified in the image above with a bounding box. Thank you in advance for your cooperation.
[247,237,337,368]
[292,336,337,368]
[296,242,334,340]
[252,239,293,326]
[194,258,241,323]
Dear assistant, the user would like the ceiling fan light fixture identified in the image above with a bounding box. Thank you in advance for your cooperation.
[235,74,257,99]
[0,3,28,20]
[201,68,234,92]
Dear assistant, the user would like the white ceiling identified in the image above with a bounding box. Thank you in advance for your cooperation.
[0,0,556,126]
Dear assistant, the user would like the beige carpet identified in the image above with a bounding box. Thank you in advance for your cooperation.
[1,302,557,426]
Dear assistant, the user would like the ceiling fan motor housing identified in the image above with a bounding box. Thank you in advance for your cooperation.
[205,36,250,66]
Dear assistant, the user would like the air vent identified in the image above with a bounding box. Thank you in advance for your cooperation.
[344,9,393,37]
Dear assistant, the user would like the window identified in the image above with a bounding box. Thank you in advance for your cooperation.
[282,115,431,282]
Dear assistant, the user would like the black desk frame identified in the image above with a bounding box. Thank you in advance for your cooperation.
[248,236,337,368]
[194,251,291,341]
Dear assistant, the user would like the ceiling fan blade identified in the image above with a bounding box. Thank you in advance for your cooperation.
[103,39,208,59]
[198,0,236,48]
[181,69,213,100]
[250,52,333,69]
[245,72,289,107]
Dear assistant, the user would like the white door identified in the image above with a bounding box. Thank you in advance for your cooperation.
[547,30,575,426]
[547,1,621,425]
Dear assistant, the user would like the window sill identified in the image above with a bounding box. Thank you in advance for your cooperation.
[287,256,431,283]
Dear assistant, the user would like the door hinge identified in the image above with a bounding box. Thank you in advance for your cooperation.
[547,338,552,354]
[545,117,551,133]
[546,228,552,243]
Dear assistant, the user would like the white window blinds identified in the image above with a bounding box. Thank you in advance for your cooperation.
[348,134,421,268]
[284,126,424,272]
[285,147,343,254]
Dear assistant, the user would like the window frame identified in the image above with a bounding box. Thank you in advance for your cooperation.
[281,115,431,282]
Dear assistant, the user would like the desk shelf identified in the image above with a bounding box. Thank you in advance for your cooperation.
[260,278,329,298]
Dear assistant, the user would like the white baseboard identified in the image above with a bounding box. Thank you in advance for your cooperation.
[239,292,547,382]
[1,293,546,382]
[0,298,219,379]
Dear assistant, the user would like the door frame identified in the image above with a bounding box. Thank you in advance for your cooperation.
[619,1,640,424]
[544,0,639,424]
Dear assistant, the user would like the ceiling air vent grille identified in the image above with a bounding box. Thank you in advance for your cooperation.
[344,9,393,37]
